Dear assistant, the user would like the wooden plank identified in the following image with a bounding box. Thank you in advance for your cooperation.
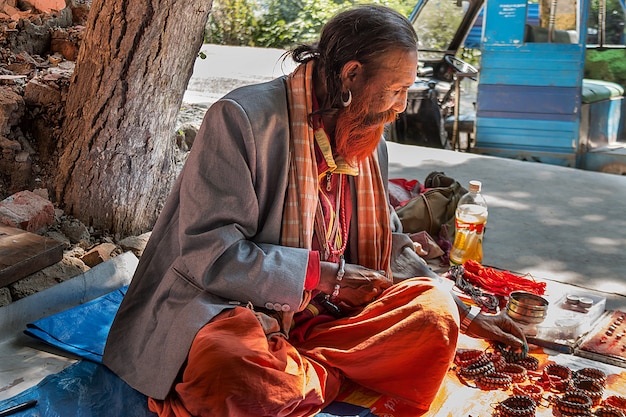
[0,225,64,288]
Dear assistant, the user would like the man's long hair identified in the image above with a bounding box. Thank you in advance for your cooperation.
[290,5,418,112]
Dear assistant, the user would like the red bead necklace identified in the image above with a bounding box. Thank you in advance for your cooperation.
[326,173,348,262]
[315,172,349,263]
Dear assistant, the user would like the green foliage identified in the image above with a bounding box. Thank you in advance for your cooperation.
[205,0,259,46]
[255,0,348,48]
[413,0,463,51]
[585,48,626,89]
[205,0,418,48]
[458,47,481,67]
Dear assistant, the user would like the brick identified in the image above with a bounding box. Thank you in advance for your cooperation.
[80,242,118,267]
[29,0,66,13]
[0,190,54,232]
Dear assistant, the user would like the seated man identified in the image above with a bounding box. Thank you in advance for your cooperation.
[103,5,526,417]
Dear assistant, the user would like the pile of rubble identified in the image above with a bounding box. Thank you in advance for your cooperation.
[0,0,86,199]
[0,188,153,307]
[0,0,205,306]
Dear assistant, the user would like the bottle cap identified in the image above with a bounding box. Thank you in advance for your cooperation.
[468,180,482,193]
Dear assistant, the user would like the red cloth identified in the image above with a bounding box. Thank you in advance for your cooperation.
[149,278,459,417]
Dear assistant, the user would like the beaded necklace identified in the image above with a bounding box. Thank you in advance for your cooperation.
[315,172,349,262]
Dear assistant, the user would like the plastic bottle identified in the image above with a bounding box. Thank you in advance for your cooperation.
[450,180,488,265]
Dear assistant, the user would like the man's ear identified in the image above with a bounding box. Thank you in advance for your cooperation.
[340,60,362,88]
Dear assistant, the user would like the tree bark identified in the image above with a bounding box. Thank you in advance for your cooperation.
[56,0,212,236]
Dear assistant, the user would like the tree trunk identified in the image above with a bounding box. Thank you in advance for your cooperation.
[56,0,212,236]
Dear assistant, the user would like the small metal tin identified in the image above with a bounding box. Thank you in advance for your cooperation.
[506,291,549,324]
[578,297,594,309]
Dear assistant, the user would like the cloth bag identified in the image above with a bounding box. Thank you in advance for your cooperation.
[394,171,467,239]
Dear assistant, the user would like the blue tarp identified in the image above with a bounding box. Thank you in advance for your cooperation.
[23,286,127,363]
[0,286,376,417]
[0,361,157,417]
[0,361,373,417]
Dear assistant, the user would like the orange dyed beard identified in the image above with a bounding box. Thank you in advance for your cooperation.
[334,92,398,163]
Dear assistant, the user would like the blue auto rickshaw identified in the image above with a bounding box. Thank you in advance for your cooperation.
[403,0,626,174]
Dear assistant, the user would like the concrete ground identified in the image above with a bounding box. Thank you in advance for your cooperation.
[387,143,626,309]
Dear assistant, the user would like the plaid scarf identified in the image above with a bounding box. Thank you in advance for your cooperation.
[282,61,392,274]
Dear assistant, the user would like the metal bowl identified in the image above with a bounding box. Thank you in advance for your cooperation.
[506,291,549,324]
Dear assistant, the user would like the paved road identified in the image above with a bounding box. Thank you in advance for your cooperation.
[184,44,295,105]
[387,143,626,309]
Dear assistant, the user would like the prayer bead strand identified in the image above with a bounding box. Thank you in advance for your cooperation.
[458,360,495,378]
[603,396,626,412]
[574,368,607,388]
[553,392,593,416]
[494,395,537,417]
[455,349,489,368]
[593,407,626,417]
[496,342,528,363]
[515,356,540,371]
[567,379,604,407]
[542,363,573,392]
[476,372,512,390]
[488,352,507,371]
[501,363,528,383]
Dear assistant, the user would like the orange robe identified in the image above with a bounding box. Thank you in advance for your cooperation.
[149,278,459,417]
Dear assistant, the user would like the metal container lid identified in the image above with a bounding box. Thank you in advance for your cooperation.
[506,291,549,324]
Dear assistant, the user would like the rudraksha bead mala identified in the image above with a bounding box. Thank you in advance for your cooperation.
[604,396,626,412]
[494,395,537,417]
[553,392,593,416]
[458,359,496,378]
[514,355,540,371]
[476,372,512,390]
[542,363,573,392]
[593,406,626,417]
[574,368,607,387]
[455,349,489,368]
[496,342,528,363]
[501,363,528,383]
[568,379,604,407]
[489,352,508,371]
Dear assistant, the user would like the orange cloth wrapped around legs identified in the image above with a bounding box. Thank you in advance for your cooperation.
[294,278,459,415]
[148,307,341,417]
[149,278,459,417]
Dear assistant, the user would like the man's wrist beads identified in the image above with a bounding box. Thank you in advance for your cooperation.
[460,305,480,333]
[331,255,345,298]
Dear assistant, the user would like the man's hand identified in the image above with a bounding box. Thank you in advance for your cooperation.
[318,261,391,309]
[465,310,527,352]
